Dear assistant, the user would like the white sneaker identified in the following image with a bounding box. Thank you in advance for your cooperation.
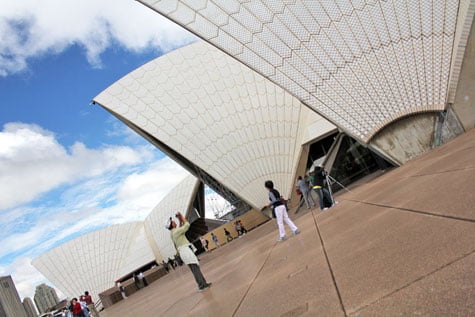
[277,236,287,242]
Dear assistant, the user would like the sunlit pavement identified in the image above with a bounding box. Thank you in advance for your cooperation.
[101,130,475,317]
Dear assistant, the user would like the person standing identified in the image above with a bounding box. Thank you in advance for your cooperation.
[83,291,99,317]
[224,228,233,242]
[133,273,140,289]
[311,166,334,210]
[138,272,148,287]
[235,221,242,236]
[70,298,85,317]
[200,236,209,252]
[167,212,212,291]
[297,175,316,209]
[238,220,247,235]
[211,233,220,248]
[117,282,127,299]
[78,298,89,317]
[264,180,301,241]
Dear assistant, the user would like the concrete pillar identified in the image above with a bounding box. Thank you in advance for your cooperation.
[452,17,475,131]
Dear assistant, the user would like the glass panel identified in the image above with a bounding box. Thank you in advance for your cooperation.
[329,135,385,192]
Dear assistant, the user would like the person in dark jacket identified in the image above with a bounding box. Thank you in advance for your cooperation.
[311,166,334,210]
[264,180,300,241]
[224,228,233,242]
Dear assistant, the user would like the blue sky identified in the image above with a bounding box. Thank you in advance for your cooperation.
[0,0,208,300]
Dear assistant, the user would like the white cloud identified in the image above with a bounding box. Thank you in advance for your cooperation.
[0,150,188,260]
[116,159,189,209]
[0,122,145,210]
[0,122,190,299]
[0,0,196,76]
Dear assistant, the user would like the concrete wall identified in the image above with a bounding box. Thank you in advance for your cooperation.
[99,266,168,309]
[370,108,465,166]
[438,106,465,145]
[452,17,475,131]
[202,209,269,251]
[369,113,438,166]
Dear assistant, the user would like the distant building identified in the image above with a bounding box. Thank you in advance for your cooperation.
[22,297,38,317]
[0,275,28,317]
[34,283,59,314]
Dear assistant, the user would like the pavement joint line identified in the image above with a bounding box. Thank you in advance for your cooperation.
[231,238,279,317]
[162,285,199,315]
[346,199,475,223]
[351,249,475,315]
[408,165,475,178]
[311,210,348,317]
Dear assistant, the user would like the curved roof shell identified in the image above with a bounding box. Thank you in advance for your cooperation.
[145,175,200,260]
[138,0,475,143]
[31,222,154,300]
[94,41,335,206]
[32,175,200,299]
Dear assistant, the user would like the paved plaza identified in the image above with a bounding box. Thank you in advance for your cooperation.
[101,130,475,316]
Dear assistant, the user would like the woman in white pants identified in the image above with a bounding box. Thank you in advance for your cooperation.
[264,180,301,241]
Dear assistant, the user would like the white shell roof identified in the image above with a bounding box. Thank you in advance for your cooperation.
[94,41,334,206]
[31,222,154,300]
[138,0,475,143]
[31,176,200,299]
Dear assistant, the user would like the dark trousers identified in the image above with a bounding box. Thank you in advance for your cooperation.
[314,187,333,210]
[188,264,208,289]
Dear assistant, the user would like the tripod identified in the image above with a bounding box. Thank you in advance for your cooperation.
[326,174,352,194]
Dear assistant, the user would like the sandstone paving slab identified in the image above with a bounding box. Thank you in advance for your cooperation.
[317,202,475,315]
[186,226,284,316]
[339,155,475,220]
[410,144,475,176]
[353,252,475,316]
[100,265,204,317]
[344,168,475,221]
[396,169,475,220]
[99,219,277,317]
[99,129,475,316]
[233,213,344,317]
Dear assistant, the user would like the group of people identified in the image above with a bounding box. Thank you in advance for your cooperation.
[161,167,334,292]
[296,166,335,211]
[162,256,182,272]
[133,272,148,289]
[115,271,151,300]
[234,219,248,236]
[223,220,248,241]
[69,291,99,317]
[200,220,248,251]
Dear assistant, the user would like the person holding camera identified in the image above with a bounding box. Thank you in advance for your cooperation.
[166,211,212,291]
[311,166,334,210]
